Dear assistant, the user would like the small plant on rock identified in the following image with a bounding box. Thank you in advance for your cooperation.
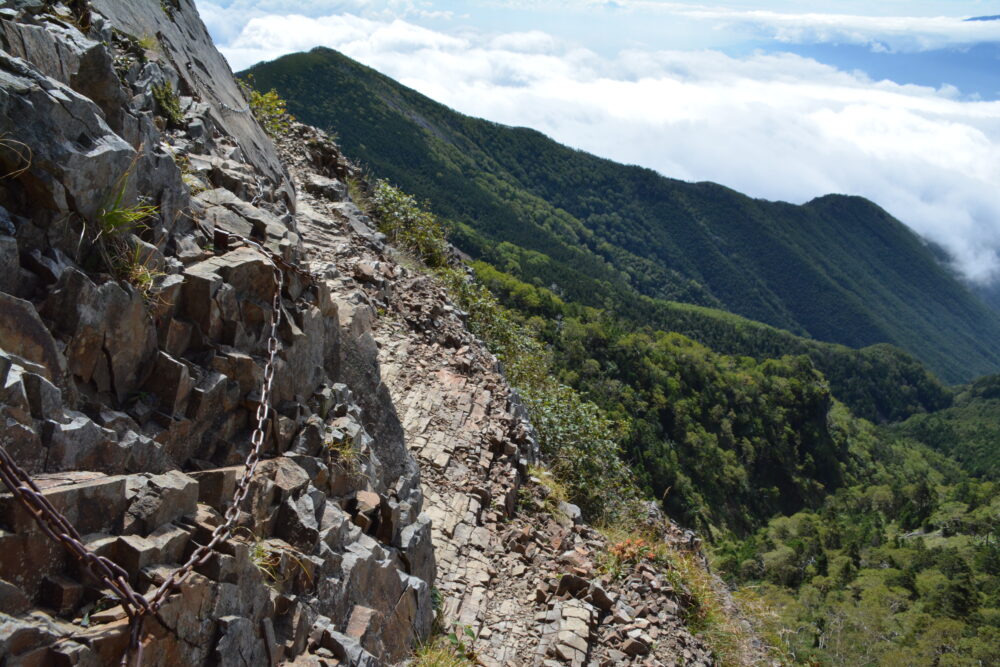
[54,1,92,32]
[241,533,314,589]
[171,151,207,194]
[411,639,474,667]
[249,539,282,584]
[325,433,362,474]
[96,187,156,241]
[92,168,164,303]
[242,77,295,138]
[136,32,160,53]
[345,173,371,210]
[610,537,657,564]
[596,521,675,576]
[411,625,476,667]
[152,81,184,127]
[446,626,477,659]
[121,244,166,304]
[522,464,570,518]
[160,0,180,18]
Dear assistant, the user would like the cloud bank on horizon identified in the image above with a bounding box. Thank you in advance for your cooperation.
[196,1,1000,283]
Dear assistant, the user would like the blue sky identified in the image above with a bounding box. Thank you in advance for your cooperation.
[196,1,1000,282]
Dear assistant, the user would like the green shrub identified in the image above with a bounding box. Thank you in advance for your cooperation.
[152,81,183,127]
[442,268,640,521]
[246,85,295,138]
[369,180,450,268]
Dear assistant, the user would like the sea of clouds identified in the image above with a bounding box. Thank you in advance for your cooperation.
[198,2,1000,283]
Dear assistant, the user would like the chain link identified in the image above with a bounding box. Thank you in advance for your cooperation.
[0,231,315,666]
[219,102,252,115]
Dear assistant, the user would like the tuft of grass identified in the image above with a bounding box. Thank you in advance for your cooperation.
[412,626,477,667]
[152,81,184,127]
[523,464,571,518]
[662,545,763,666]
[249,539,282,583]
[325,433,362,474]
[97,186,157,240]
[411,640,474,667]
[92,167,165,304]
[243,534,314,589]
[136,33,160,53]
[181,172,206,195]
[160,0,180,18]
[120,244,166,304]
[171,152,207,195]
[730,586,799,665]
[54,3,93,32]
[346,173,371,211]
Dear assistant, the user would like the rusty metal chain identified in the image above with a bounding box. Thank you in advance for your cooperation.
[219,102,252,115]
[0,231,315,666]
[0,447,156,621]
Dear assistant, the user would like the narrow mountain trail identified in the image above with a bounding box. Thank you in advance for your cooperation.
[283,125,716,667]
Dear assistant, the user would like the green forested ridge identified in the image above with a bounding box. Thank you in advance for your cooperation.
[360,166,1000,666]
[886,375,1000,481]
[473,261,951,424]
[467,262,951,535]
[243,47,1000,383]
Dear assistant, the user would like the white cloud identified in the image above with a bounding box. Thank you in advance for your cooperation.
[489,30,561,54]
[196,0,451,43]
[480,0,1000,52]
[669,5,1000,52]
[220,12,1000,282]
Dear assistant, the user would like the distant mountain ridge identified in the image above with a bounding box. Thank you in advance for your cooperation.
[244,47,1000,383]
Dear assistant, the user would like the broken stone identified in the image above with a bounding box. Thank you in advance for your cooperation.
[304,174,348,202]
[276,493,320,551]
[0,578,30,615]
[42,412,118,472]
[214,615,268,666]
[0,291,68,389]
[127,471,199,535]
[190,466,241,512]
[621,636,650,657]
[39,575,83,616]
[142,351,194,416]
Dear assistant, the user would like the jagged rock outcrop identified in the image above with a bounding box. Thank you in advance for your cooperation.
[0,1,431,664]
[1,2,729,666]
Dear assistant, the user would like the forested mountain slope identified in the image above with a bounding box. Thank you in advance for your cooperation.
[887,374,1000,480]
[244,47,1000,384]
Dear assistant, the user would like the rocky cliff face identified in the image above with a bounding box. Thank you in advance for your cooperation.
[0,2,722,666]
[0,0,437,663]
